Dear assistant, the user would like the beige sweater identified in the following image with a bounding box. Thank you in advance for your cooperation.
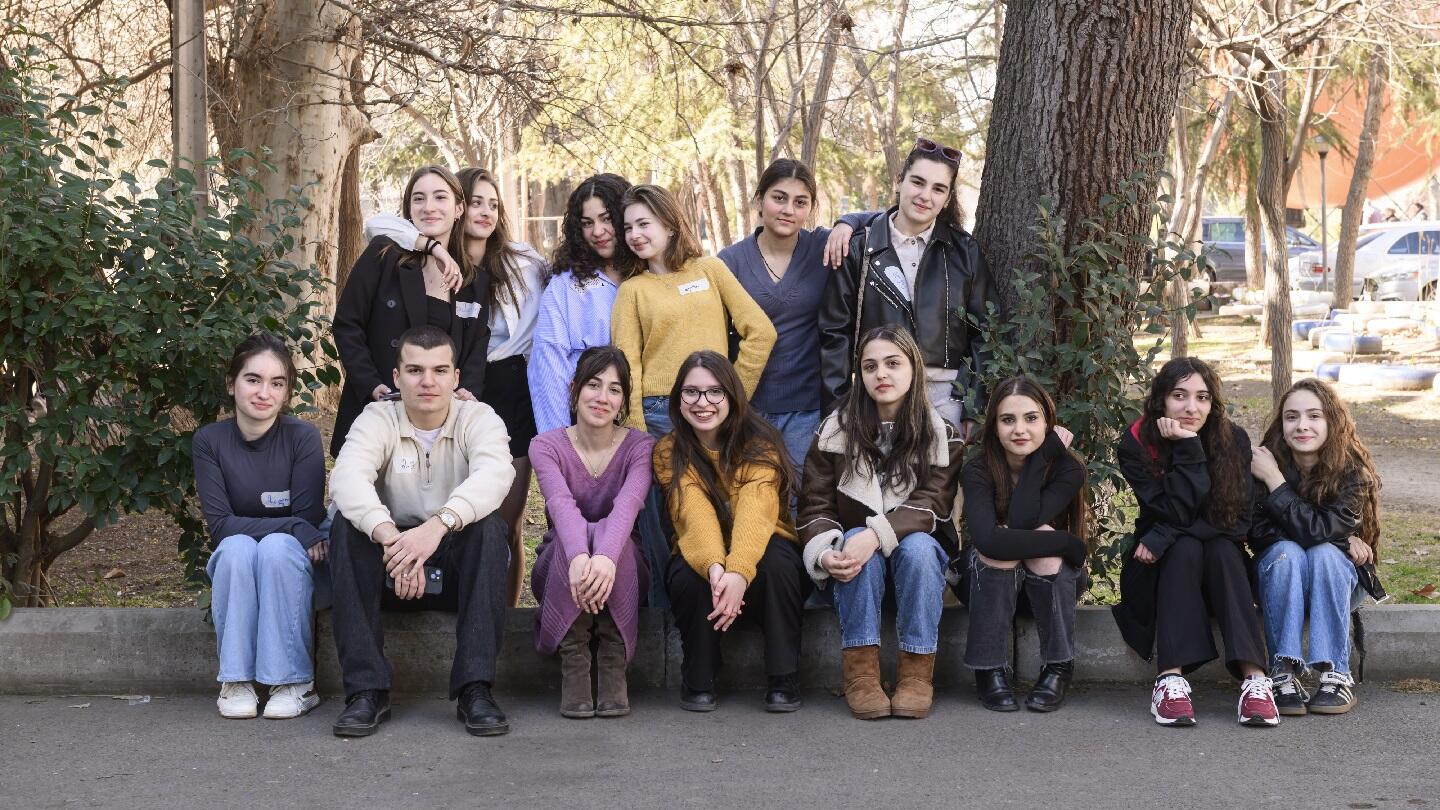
[330,399,515,537]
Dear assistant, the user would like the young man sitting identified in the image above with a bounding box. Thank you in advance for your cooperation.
[328,325,516,737]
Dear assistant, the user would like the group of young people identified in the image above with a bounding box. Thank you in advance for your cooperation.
[191,137,1384,738]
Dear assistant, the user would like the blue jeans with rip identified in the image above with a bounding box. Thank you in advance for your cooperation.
[830,528,947,653]
[1256,539,1363,675]
[207,533,315,685]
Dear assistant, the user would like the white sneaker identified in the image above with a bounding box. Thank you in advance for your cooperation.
[263,681,320,719]
[218,681,258,719]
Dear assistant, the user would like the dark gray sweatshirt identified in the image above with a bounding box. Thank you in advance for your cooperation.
[192,415,327,549]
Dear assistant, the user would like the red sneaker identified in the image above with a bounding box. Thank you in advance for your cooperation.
[1150,675,1196,726]
[1237,674,1281,727]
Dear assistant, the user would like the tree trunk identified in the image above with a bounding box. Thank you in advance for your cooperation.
[211,0,377,324]
[1256,68,1294,404]
[1333,49,1387,310]
[974,0,1192,323]
[1244,171,1264,291]
[699,162,733,249]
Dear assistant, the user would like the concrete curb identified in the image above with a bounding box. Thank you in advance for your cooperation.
[3,605,1437,695]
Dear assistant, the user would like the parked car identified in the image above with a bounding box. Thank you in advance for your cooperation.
[1287,223,1440,296]
[1369,241,1440,301]
[1199,216,1318,283]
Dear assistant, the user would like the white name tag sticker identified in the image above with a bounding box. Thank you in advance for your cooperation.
[260,490,291,508]
[455,301,482,319]
[394,457,418,474]
[677,278,711,296]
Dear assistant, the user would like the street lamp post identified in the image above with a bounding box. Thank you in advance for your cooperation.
[1315,136,1330,293]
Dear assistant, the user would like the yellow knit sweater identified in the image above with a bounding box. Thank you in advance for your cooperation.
[652,436,797,584]
[611,256,776,431]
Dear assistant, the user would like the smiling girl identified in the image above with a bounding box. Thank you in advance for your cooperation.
[1113,357,1275,728]
[961,377,1087,712]
[193,334,327,720]
[529,346,654,719]
[1249,378,1381,716]
[798,326,965,720]
[655,351,809,713]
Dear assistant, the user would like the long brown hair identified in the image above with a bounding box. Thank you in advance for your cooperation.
[396,165,467,277]
[551,173,631,285]
[618,184,703,279]
[979,376,1089,544]
[457,167,525,309]
[836,326,936,493]
[1138,357,1249,530]
[662,351,795,536]
[1261,378,1381,550]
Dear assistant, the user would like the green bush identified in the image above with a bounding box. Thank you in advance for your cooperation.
[0,40,336,613]
[973,176,1206,588]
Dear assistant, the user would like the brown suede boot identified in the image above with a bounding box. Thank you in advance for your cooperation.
[593,610,630,717]
[842,646,890,720]
[558,614,595,719]
[890,651,936,719]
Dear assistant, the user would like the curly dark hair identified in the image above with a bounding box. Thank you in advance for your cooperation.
[549,173,631,286]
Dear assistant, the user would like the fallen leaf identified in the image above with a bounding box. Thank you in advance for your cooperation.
[1413,584,1438,599]
[103,568,125,580]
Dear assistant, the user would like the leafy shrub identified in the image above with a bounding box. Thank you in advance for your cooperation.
[0,40,335,613]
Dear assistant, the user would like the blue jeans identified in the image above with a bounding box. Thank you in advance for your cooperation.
[1256,540,1362,675]
[762,409,822,473]
[207,533,315,685]
[639,395,674,607]
[831,528,947,653]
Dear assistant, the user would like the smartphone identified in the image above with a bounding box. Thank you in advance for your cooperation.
[386,565,443,595]
[379,391,402,402]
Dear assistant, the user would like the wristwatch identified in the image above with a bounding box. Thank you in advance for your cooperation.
[436,508,460,532]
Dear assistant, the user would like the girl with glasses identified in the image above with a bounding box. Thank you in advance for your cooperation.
[655,351,811,713]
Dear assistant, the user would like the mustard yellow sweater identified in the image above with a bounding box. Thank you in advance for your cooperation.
[611,256,776,431]
[653,437,797,584]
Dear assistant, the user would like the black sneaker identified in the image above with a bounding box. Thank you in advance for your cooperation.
[764,674,802,713]
[332,690,390,737]
[457,681,510,736]
[1271,672,1309,717]
[680,683,718,712]
[1307,671,1357,715]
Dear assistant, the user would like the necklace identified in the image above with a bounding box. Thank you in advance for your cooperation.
[756,235,794,283]
[569,425,624,478]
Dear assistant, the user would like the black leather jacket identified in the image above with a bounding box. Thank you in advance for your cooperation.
[1249,463,1373,556]
[818,208,998,418]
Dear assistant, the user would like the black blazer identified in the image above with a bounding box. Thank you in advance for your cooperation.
[330,236,492,457]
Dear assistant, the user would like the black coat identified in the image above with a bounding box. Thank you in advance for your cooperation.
[330,236,492,457]
[1110,420,1255,661]
[818,208,998,418]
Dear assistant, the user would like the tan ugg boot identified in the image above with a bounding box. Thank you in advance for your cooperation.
[842,646,890,720]
[890,651,936,719]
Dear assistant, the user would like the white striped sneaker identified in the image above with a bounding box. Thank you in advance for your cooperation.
[1307,671,1357,715]
[217,681,258,719]
[263,681,320,719]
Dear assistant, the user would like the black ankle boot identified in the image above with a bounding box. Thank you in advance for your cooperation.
[1025,661,1074,712]
[976,668,1019,712]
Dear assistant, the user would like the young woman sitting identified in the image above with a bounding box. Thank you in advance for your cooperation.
[962,376,1087,712]
[1250,377,1381,716]
[655,351,811,713]
[529,346,655,719]
[192,333,327,719]
[798,326,964,720]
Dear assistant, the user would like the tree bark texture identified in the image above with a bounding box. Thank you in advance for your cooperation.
[1244,170,1264,290]
[974,0,1192,321]
[210,0,378,323]
[1333,49,1387,309]
[1256,67,1294,404]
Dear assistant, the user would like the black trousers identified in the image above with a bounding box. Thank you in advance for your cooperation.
[665,537,811,691]
[329,514,510,699]
[1155,535,1267,679]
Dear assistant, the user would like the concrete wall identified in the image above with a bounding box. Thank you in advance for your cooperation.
[2,605,1437,695]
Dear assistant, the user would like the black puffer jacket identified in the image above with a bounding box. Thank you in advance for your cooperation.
[818,209,998,418]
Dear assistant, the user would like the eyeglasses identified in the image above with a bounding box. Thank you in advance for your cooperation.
[680,387,727,405]
[914,137,962,163]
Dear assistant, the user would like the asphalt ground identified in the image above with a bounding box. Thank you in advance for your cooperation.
[4,683,1436,809]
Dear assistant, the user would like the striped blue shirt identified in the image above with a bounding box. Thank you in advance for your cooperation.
[528,270,619,433]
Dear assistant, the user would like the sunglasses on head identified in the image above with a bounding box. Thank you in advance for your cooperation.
[914,137,961,163]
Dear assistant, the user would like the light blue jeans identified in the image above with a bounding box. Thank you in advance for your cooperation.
[1255,539,1362,675]
[762,409,822,474]
[207,533,315,685]
[642,395,673,438]
[830,528,948,653]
